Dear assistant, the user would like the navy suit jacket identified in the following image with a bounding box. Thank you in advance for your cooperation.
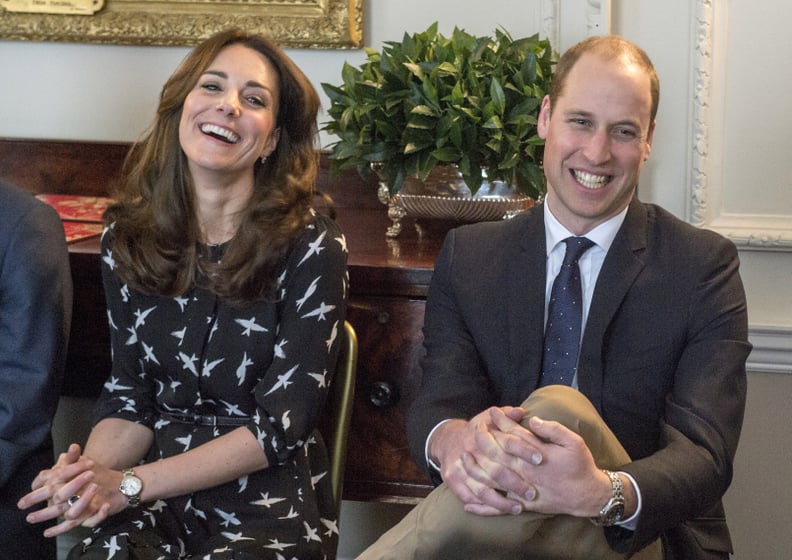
[407,199,751,559]
[0,180,72,557]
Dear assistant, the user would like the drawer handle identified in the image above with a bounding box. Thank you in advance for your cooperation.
[369,381,399,408]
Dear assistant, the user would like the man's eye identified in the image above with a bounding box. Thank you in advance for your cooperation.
[613,128,638,141]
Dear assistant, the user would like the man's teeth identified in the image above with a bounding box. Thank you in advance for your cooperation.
[200,124,239,144]
[574,170,609,189]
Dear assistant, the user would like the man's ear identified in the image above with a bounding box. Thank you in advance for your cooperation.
[537,96,552,140]
[644,121,656,161]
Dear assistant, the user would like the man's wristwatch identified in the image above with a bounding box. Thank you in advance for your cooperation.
[119,468,143,507]
[590,469,625,526]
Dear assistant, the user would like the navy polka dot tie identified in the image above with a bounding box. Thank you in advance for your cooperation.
[539,237,595,387]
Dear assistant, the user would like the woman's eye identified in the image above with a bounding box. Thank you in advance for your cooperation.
[200,82,221,92]
[246,96,266,107]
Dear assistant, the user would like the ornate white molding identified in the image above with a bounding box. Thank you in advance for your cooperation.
[538,0,560,50]
[586,0,611,36]
[747,325,792,375]
[688,0,792,251]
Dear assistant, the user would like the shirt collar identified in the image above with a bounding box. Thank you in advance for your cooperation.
[543,202,628,256]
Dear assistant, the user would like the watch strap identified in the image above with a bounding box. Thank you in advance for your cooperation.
[590,469,625,526]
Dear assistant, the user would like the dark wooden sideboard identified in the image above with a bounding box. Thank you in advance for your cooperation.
[0,138,460,503]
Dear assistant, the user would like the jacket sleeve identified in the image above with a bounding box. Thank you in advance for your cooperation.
[0,196,72,486]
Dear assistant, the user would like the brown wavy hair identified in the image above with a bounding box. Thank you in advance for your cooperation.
[104,29,320,305]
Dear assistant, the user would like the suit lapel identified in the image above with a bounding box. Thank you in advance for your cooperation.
[578,200,649,411]
[506,208,548,397]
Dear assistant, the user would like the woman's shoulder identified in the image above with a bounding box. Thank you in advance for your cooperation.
[300,210,345,247]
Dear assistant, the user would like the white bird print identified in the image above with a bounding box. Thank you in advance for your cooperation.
[281,410,292,431]
[273,339,288,359]
[142,341,160,365]
[134,306,156,329]
[236,353,254,386]
[301,302,336,321]
[102,535,121,558]
[214,508,241,527]
[307,370,328,388]
[102,249,115,270]
[178,352,199,376]
[335,233,348,253]
[154,418,170,430]
[106,309,117,332]
[302,521,321,543]
[250,492,286,508]
[297,231,327,266]
[119,396,137,413]
[175,433,192,452]
[120,284,130,303]
[221,532,255,542]
[219,400,246,417]
[202,357,225,378]
[263,538,296,551]
[169,378,182,391]
[278,506,299,520]
[171,326,186,346]
[325,320,339,352]
[237,475,248,493]
[235,316,268,336]
[185,497,207,520]
[149,500,167,512]
[174,296,189,311]
[295,276,320,311]
[103,376,133,393]
[311,471,327,489]
[208,320,219,342]
[263,365,298,396]
[321,517,340,537]
[125,326,137,345]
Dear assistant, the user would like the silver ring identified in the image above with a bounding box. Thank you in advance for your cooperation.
[67,495,80,507]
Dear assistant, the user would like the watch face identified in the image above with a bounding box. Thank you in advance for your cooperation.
[120,475,142,496]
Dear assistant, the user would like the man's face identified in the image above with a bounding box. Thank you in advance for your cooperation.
[537,52,655,235]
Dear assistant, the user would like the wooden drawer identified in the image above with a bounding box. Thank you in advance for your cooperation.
[344,296,433,503]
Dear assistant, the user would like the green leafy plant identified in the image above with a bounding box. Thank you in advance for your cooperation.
[321,22,555,198]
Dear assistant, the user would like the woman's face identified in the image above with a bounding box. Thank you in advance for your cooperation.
[179,43,281,184]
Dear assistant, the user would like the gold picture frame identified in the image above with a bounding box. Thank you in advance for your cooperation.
[0,0,363,48]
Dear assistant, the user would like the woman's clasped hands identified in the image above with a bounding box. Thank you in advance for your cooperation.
[17,443,118,538]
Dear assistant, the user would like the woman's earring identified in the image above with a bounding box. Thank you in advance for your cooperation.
[260,155,268,164]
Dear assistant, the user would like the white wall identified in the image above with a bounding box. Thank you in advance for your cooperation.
[3,1,790,558]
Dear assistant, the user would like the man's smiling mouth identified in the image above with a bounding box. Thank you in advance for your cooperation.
[573,169,610,190]
[200,123,240,144]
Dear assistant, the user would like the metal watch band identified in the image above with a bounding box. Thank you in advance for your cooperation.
[590,469,625,526]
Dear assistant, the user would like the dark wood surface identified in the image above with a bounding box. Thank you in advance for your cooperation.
[0,138,454,502]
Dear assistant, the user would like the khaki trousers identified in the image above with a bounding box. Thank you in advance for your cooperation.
[356,386,662,560]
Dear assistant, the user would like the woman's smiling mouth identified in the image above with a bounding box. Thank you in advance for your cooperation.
[200,123,240,144]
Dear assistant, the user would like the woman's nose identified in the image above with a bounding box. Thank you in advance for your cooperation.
[216,96,241,116]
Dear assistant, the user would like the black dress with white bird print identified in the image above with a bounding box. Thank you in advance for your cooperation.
[68,212,349,559]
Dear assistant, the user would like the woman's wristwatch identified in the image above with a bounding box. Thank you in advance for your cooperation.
[590,469,625,526]
[119,468,143,507]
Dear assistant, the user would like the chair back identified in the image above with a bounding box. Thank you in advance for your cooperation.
[318,320,358,516]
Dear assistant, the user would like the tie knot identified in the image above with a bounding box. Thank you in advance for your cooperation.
[562,237,594,265]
